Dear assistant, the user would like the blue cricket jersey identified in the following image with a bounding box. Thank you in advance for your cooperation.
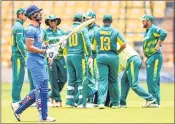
[25,24,45,58]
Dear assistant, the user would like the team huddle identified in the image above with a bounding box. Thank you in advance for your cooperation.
[10,5,167,122]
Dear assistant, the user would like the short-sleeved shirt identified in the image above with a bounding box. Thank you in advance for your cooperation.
[66,22,92,56]
[92,25,126,54]
[25,24,45,58]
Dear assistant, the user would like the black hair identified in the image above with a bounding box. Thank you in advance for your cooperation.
[74,18,82,22]
[103,19,112,24]
[27,13,34,20]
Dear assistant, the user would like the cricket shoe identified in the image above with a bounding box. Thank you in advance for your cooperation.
[98,104,105,109]
[111,105,120,109]
[142,99,156,108]
[48,98,54,107]
[86,103,96,108]
[120,105,127,108]
[54,102,62,107]
[148,103,160,108]
[11,102,21,121]
[66,105,75,108]
[38,116,56,122]
[74,103,78,107]
[77,104,84,108]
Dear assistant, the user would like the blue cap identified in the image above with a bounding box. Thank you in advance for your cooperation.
[25,5,42,17]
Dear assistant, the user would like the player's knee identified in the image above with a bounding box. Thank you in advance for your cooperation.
[131,84,138,90]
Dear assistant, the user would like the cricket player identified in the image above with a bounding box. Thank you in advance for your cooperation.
[140,14,167,107]
[11,5,56,122]
[66,13,92,108]
[91,14,121,109]
[117,43,156,108]
[84,11,100,106]
[11,8,27,103]
[45,14,67,107]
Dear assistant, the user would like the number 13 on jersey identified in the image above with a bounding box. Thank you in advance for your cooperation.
[100,36,110,51]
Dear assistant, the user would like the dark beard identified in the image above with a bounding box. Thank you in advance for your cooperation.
[143,23,148,28]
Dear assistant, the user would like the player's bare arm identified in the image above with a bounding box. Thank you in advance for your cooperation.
[26,38,46,54]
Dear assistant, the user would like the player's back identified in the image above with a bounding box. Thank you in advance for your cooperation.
[67,23,89,56]
[95,25,119,55]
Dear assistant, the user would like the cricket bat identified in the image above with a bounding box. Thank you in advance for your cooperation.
[56,18,95,46]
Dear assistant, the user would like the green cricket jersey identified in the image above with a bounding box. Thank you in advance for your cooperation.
[66,22,92,56]
[45,28,65,57]
[92,25,126,54]
[11,19,26,58]
[87,23,100,42]
[143,24,167,57]
[87,23,100,58]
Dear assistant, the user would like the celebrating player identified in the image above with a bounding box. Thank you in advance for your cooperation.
[140,14,167,107]
[11,5,56,122]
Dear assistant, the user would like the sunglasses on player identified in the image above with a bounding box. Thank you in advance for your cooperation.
[50,19,57,22]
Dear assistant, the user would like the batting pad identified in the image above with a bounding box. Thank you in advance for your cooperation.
[15,90,36,114]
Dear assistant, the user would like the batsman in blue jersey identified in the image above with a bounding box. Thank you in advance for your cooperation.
[11,5,56,122]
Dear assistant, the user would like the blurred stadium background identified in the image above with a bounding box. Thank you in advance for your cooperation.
[1,1,174,83]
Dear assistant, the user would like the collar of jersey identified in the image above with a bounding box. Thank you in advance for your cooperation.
[16,19,24,24]
[146,24,154,32]
[73,21,81,25]
[48,27,58,32]
[103,24,111,27]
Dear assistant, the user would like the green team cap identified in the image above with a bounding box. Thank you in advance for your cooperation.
[45,14,61,26]
[140,14,154,22]
[46,14,59,20]
[85,11,96,18]
[103,14,112,21]
[16,8,26,15]
[74,13,83,21]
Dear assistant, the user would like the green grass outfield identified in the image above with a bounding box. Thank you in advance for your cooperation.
[1,83,174,123]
